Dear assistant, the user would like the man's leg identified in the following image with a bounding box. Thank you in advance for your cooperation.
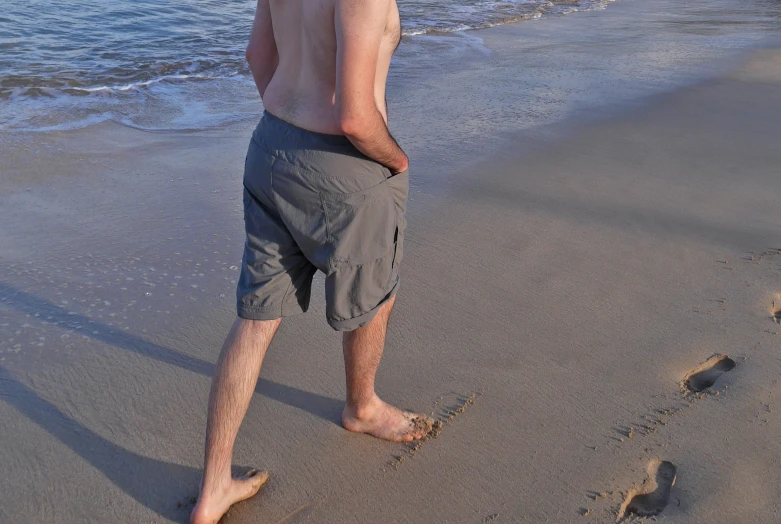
[341,296,433,442]
[191,317,281,524]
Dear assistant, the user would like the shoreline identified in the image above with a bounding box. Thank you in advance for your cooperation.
[4,0,780,136]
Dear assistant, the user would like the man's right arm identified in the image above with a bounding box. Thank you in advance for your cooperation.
[246,0,278,100]
[334,0,408,174]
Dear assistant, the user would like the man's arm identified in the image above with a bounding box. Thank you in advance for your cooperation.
[335,0,408,174]
[246,0,278,99]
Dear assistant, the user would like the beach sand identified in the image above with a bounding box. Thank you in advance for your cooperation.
[2,20,781,524]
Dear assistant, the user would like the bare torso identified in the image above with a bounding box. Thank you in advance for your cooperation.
[262,0,401,135]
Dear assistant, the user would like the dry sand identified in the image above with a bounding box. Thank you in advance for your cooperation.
[2,25,781,524]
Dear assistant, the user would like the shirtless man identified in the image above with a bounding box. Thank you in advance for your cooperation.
[191,0,430,521]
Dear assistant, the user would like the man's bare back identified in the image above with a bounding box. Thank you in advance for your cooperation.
[262,0,400,133]
[246,0,408,172]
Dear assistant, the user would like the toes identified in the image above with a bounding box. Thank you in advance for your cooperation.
[402,415,434,441]
[238,469,269,496]
[247,470,269,486]
[409,415,434,433]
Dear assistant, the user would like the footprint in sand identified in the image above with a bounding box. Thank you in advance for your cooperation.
[682,354,736,393]
[619,460,677,519]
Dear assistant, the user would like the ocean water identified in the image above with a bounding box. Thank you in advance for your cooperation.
[0,0,614,131]
[1,0,780,133]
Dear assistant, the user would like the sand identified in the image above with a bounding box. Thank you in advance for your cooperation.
[3,9,781,524]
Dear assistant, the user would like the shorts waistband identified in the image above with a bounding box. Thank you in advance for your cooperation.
[253,110,358,155]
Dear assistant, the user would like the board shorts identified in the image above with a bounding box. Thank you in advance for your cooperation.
[236,111,408,331]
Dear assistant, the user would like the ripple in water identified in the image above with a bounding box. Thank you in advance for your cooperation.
[0,0,615,131]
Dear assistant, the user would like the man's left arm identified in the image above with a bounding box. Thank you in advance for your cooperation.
[246,0,278,99]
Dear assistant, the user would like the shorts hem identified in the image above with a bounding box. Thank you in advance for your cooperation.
[237,301,307,321]
[327,278,400,332]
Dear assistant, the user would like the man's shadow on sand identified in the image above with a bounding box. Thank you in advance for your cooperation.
[0,282,345,521]
[0,366,204,521]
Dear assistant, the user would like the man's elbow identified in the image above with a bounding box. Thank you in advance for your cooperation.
[337,116,363,138]
[336,108,374,138]
[246,43,270,68]
[245,45,257,65]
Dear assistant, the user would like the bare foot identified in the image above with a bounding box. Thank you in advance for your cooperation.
[190,469,269,524]
[342,395,434,442]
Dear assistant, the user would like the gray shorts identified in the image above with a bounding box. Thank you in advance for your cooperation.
[237,111,408,331]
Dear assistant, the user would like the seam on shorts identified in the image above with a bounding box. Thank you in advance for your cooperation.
[267,154,278,195]
[255,144,387,182]
[319,192,333,242]
[327,278,399,331]
[266,154,292,317]
[237,294,303,313]
[279,278,296,316]
[329,244,396,271]
[237,310,282,321]
[384,177,401,234]
[268,153,302,317]
[319,179,389,205]
[238,302,305,321]
[238,304,283,313]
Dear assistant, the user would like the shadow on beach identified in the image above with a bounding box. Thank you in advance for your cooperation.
[0,281,344,521]
[0,365,201,521]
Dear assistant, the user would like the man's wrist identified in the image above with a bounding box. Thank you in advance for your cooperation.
[391,154,409,175]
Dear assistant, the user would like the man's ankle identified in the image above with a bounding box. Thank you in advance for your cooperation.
[344,394,381,419]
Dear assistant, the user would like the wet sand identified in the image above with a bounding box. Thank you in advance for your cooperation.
[3,15,781,524]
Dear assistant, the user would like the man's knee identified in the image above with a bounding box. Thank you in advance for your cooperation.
[234,316,282,334]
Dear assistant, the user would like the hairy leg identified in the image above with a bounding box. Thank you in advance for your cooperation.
[191,317,280,524]
[341,296,433,442]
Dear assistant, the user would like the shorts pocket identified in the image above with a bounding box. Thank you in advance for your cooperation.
[385,170,408,269]
[391,227,403,269]
[321,181,396,267]
[325,251,396,327]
